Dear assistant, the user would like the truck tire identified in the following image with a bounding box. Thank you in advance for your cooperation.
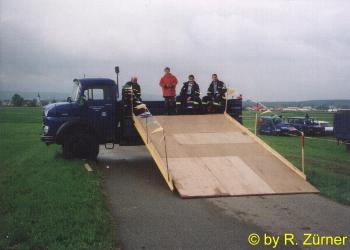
[62,132,99,160]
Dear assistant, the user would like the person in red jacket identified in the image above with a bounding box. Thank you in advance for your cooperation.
[159,67,178,115]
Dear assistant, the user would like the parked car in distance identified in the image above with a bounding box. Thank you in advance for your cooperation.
[315,120,334,135]
[287,116,324,136]
[334,110,350,152]
[258,115,298,136]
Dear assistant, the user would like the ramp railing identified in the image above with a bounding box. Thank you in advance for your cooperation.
[132,107,174,191]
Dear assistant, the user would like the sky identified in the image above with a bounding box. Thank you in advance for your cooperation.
[0,0,349,101]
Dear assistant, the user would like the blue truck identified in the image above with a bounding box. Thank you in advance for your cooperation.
[41,73,242,159]
[287,116,324,136]
[334,110,350,152]
[258,115,298,136]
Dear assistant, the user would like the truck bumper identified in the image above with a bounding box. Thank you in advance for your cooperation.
[41,135,54,144]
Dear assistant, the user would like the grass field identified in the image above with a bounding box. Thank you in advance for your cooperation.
[243,111,350,205]
[0,107,116,250]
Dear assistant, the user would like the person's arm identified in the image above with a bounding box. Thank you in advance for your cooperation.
[135,84,141,98]
[180,84,186,97]
[207,83,213,97]
[159,77,165,87]
[221,82,227,95]
[172,76,178,88]
[194,83,200,97]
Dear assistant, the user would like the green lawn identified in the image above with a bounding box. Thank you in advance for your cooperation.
[243,111,350,205]
[0,107,116,250]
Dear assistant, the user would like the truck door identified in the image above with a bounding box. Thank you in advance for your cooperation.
[82,85,115,143]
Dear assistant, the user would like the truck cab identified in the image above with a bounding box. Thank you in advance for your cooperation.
[41,77,243,160]
[41,78,123,159]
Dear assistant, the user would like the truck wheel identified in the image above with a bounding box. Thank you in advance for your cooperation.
[62,132,99,160]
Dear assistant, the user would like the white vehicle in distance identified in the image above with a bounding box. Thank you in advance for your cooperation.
[315,120,334,135]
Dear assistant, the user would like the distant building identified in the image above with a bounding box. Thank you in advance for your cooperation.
[1,100,11,106]
[328,107,339,112]
[283,107,299,111]
[299,106,313,111]
[283,106,314,112]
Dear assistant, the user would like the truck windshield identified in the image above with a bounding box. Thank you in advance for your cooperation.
[71,81,80,101]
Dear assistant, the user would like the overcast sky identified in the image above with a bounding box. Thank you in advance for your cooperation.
[0,0,349,101]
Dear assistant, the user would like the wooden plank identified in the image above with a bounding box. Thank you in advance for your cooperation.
[84,163,93,172]
[173,132,254,145]
[203,156,275,195]
[223,112,306,179]
[169,156,275,197]
[133,114,174,191]
[168,157,229,197]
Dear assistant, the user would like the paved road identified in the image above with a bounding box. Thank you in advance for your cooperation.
[99,146,350,250]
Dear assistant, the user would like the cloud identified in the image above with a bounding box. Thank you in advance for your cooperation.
[0,0,349,101]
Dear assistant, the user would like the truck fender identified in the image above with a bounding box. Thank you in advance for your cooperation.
[56,119,97,144]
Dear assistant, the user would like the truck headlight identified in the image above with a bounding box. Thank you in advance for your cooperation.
[44,126,49,134]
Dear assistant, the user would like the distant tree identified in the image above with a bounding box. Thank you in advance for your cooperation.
[11,94,24,106]
[51,99,57,103]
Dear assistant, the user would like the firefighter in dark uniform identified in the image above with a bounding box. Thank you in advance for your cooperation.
[202,73,227,113]
[176,74,201,113]
[123,77,141,103]
[122,76,143,115]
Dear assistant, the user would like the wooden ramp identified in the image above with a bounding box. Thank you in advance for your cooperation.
[133,113,318,198]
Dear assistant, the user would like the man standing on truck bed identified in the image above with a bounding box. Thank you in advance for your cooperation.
[160,67,178,115]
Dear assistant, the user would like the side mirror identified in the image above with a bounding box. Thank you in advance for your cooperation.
[67,97,72,103]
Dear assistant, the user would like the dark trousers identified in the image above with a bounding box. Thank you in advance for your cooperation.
[202,95,225,113]
[176,95,202,114]
[164,96,176,115]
